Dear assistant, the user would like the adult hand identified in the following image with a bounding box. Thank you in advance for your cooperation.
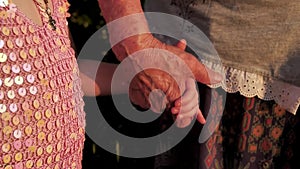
[115,34,222,112]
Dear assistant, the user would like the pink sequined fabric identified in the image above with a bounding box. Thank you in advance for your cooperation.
[0,0,85,168]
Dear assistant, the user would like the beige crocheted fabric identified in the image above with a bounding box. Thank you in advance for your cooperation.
[145,0,300,114]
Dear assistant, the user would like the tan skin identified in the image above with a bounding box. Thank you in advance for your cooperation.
[12,0,54,27]
[10,0,207,127]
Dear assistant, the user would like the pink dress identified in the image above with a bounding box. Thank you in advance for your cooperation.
[0,0,85,168]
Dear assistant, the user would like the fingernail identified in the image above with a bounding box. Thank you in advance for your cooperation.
[172,108,178,114]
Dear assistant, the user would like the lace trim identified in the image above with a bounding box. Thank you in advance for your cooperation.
[204,61,300,115]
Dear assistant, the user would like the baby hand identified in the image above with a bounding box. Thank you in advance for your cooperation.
[171,78,206,128]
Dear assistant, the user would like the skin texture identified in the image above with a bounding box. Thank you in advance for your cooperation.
[10,0,207,127]
[98,0,221,126]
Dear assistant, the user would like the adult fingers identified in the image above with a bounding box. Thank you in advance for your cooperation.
[175,39,187,51]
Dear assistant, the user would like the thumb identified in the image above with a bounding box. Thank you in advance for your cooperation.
[183,53,223,85]
[175,39,187,51]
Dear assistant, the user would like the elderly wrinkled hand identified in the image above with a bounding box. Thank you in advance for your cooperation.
[114,34,222,112]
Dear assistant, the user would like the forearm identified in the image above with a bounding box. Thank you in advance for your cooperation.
[79,60,127,96]
[98,0,144,22]
[97,0,153,61]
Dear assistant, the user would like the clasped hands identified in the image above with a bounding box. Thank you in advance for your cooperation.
[113,34,222,128]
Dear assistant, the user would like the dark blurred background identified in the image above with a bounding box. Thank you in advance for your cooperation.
[67,0,156,168]
[67,1,202,169]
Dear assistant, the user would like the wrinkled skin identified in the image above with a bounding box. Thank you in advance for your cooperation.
[115,34,221,112]
[98,0,222,123]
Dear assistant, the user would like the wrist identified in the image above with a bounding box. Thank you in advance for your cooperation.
[98,0,144,22]
[113,33,156,61]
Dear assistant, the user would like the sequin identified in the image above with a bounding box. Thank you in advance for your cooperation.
[0,52,8,62]
[0,2,85,165]
[47,133,53,142]
[14,162,23,169]
[18,88,26,97]
[2,64,11,74]
[43,92,52,100]
[0,104,7,113]
[15,38,23,47]
[24,110,33,120]
[55,38,62,46]
[9,103,18,113]
[28,25,35,33]
[45,109,52,118]
[21,102,30,110]
[2,27,10,36]
[54,164,59,169]
[12,27,19,35]
[21,25,27,34]
[33,35,39,44]
[29,48,36,57]
[25,36,31,44]
[28,146,36,153]
[15,76,24,85]
[3,154,11,164]
[12,65,21,73]
[9,52,17,61]
[50,80,55,89]
[34,60,42,69]
[12,115,20,125]
[33,100,40,109]
[37,147,43,155]
[2,143,11,155]
[26,74,35,83]
[4,165,12,169]
[25,160,34,168]
[49,54,56,62]
[35,111,42,120]
[14,152,23,162]
[7,90,15,99]
[25,138,33,147]
[20,50,27,59]
[55,153,60,162]
[13,129,22,139]
[36,159,43,167]
[47,156,52,164]
[46,145,53,154]
[46,121,53,130]
[56,130,61,139]
[16,16,22,24]
[0,10,8,19]
[4,77,13,87]
[3,126,13,135]
[29,86,38,95]
[2,112,11,121]
[38,71,44,80]
[53,93,59,102]
[13,140,22,150]
[38,46,45,55]
[57,142,62,151]
[41,78,49,86]
[23,63,32,72]
[25,126,32,136]
[37,119,45,128]
[56,27,62,35]
[0,39,4,48]
[54,52,60,60]
[7,39,13,49]
[46,69,52,77]
[70,133,77,139]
